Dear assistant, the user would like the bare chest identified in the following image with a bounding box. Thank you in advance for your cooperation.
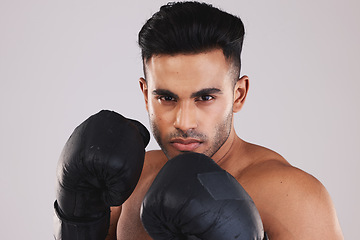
[116,171,158,240]
[116,203,152,240]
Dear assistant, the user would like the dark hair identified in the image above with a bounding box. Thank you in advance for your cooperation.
[138,1,245,78]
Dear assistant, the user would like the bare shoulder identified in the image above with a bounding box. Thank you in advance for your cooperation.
[238,142,343,239]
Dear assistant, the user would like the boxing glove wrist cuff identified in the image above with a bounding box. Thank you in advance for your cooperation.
[53,201,110,240]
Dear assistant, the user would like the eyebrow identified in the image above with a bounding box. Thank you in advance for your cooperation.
[152,88,222,99]
[190,88,222,98]
[152,89,179,99]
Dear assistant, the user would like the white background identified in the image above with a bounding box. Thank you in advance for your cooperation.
[0,0,359,239]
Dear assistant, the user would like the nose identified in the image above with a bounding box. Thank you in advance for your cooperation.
[173,101,197,132]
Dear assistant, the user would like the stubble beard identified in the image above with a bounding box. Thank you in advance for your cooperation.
[150,111,233,160]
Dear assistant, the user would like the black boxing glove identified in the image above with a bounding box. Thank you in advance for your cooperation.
[54,110,150,240]
[141,152,267,240]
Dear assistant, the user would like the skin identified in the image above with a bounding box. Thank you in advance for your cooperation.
[107,49,343,239]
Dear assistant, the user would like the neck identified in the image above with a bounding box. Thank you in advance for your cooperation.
[212,126,240,164]
[211,127,253,177]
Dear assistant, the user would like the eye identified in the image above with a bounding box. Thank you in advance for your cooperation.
[196,95,215,102]
[158,95,176,102]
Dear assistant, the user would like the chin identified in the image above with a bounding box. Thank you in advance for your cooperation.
[164,150,183,160]
[164,147,209,160]
[161,148,188,160]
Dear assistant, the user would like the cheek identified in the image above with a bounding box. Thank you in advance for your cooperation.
[198,99,233,127]
[148,100,173,130]
[148,100,161,119]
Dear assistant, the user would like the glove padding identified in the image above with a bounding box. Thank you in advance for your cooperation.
[141,152,265,240]
[54,110,150,240]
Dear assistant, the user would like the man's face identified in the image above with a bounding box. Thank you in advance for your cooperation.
[140,49,242,159]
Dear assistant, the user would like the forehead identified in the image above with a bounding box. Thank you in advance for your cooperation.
[145,49,234,92]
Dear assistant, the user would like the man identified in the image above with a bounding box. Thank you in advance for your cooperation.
[54,1,343,239]
[113,2,343,239]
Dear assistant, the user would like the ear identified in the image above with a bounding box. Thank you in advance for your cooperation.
[233,75,249,113]
[139,77,149,112]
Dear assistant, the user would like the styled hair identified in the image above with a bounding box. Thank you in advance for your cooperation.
[138,1,245,78]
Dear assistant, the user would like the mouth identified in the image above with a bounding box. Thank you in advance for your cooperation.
[170,138,202,152]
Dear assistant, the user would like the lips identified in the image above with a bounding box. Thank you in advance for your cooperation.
[170,138,202,152]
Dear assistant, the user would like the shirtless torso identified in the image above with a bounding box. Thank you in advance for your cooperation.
[109,134,343,240]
